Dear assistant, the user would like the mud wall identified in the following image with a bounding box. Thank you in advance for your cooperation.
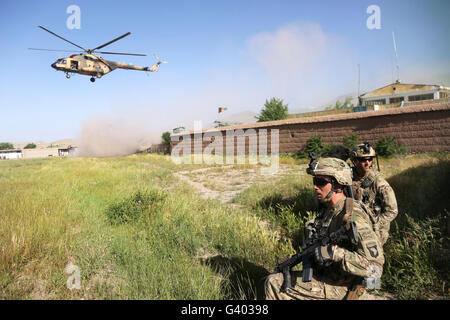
[171,102,450,154]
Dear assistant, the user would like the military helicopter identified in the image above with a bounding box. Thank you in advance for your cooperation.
[29,26,167,82]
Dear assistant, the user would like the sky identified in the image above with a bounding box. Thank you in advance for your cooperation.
[0,0,449,147]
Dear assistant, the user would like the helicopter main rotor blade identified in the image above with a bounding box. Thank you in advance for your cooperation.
[95,51,147,56]
[38,26,87,51]
[28,48,81,53]
[91,32,131,51]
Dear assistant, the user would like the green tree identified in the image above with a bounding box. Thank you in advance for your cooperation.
[24,143,37,149]
[326,96,354,110]
[161,131,171,146]
[256,97,289,122]
[0,142,14,150]
[375,136,408,157]
[342,133,361,150]
[295,135,324,158]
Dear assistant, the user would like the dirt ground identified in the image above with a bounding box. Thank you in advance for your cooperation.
[173,164,305,203]
[173,163,395,300]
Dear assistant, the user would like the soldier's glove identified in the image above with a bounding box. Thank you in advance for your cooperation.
[313,245,334,267]
[276,255,290,266]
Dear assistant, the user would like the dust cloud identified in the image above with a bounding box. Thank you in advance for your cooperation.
[75,113,161,157]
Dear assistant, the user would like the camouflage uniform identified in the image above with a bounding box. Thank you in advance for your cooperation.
[265,158,384,300]
[350,144,398,246]
[352,168,398,245]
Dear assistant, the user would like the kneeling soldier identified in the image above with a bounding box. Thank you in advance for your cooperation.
[265,158,384,300]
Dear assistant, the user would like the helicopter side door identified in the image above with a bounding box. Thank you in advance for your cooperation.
[70,59,78,70]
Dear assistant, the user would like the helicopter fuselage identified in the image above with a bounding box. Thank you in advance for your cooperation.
[51,53,155,79]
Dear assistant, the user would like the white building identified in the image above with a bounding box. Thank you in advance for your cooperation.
[359,81,450,107]
[0,149,23,159]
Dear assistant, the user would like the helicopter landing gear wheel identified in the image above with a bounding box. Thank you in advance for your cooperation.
[65,73,71,79]
[90,77,95,83]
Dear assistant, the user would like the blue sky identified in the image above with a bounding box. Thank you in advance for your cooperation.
[0,0,449,144]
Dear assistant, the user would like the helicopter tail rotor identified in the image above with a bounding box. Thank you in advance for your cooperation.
[145,53,168,72]
[153,53,168,65]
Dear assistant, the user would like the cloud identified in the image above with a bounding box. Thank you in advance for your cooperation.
[245,22,358,109]
[247,22,328,82]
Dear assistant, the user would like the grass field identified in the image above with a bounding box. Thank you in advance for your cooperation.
[0,153,448,299]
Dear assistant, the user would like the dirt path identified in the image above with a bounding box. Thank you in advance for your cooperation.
[173,164,305,203]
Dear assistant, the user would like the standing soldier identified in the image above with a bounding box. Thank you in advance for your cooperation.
[350,143,398,246]
[265,158,384,300]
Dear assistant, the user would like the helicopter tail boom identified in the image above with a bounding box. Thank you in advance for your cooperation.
[109,61,148,71]
[109,60,166,72]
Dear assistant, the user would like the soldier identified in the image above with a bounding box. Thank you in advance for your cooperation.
[350,143,398,246]
[265,157,384,300]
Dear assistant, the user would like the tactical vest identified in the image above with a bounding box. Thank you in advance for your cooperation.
[326,197,380,243]
[353,172,382,216]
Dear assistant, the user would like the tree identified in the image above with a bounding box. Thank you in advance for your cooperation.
[256,97,289,122]
[0,142,14,150]
[375,136,408,158]
[342,133,361,150]
[295,135,324,158]
[161,131,171,146]
[24,143,37,149]
[326,96,354,110]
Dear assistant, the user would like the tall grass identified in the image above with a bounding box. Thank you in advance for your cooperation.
[1,152,448,299]
[382,155,450,299]
[234,174,317,249]
[0,154,290,299]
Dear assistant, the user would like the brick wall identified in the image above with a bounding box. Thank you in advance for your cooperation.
[171,102,450,154]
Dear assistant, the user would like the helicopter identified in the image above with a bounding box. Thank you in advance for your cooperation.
[29,26,167,82]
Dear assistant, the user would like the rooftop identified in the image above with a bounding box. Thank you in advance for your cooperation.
[360,82,450,98]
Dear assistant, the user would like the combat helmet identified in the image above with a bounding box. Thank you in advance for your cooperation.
[350,142,376,159]
[306,157,353,186]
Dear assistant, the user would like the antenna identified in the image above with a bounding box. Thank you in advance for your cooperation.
[392,31,400,83]
[357,64,360,98]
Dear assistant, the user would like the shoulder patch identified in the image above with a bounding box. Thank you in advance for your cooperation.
[364,241,380,258]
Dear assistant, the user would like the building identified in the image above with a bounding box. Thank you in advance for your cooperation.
[22,148,60,158]
[173,126,186,134]
[146,144,170,154]
[359,81,450,107]
[0,145,78,160]
[58,145,78,156]
[0,149,23,159]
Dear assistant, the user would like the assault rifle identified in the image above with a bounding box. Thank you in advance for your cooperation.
[275,222,359,293]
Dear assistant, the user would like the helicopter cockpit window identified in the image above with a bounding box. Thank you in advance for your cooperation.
[58,59,67,65]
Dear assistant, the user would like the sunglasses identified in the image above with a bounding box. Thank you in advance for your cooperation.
[358,157,373,163]
[313,177,333,187]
